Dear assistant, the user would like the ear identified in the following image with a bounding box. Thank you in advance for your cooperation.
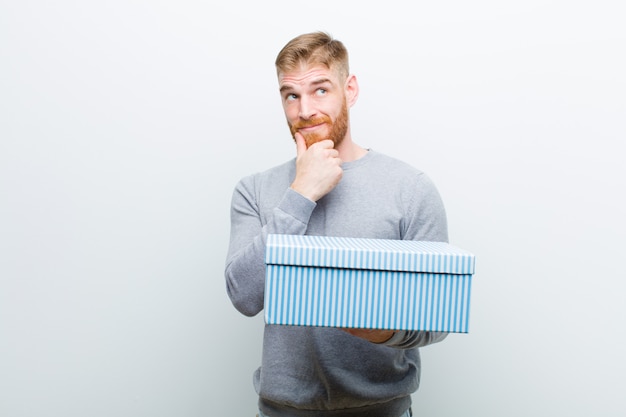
[344,74,359,108]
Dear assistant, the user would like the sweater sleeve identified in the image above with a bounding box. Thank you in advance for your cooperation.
[225,175,316,317]
[383,172,451,349]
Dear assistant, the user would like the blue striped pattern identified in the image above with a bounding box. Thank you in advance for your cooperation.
[264,234,475,333]
[265,234,474,274]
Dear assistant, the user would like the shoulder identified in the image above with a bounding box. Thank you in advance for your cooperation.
[237,158,295,186]
[366,150,430,182]
[368,151,445,205]
[232,159,296,204]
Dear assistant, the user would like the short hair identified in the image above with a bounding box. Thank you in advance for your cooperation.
[275,31,349,80]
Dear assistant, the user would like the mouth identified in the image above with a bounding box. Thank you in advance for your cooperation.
[298,123,324,132]
[290,116,331,140]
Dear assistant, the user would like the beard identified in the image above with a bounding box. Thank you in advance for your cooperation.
[289,99,349,148]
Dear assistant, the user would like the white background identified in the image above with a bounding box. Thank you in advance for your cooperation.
[1,1,625,416]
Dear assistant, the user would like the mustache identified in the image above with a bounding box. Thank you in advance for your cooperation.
[290,116,331,133]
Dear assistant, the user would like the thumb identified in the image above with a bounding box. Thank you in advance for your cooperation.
[294,132,307,156]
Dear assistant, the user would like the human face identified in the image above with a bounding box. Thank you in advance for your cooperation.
[279,64,349,148]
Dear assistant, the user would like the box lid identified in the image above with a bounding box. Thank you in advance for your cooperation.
[266,234,475,274]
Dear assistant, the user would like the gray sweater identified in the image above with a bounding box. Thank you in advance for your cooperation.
[225,150,449,417]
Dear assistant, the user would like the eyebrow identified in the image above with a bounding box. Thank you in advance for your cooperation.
[279,78,333,94]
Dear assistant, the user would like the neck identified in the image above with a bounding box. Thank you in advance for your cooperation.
[335,137,368,162]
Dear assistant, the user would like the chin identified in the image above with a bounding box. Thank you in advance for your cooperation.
[305,137,326,148]
[302,133,327,148]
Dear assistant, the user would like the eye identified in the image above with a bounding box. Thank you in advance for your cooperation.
[316,88,327,96]
[286,93,298,101]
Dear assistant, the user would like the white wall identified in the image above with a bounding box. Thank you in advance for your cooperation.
[1,1,624,416]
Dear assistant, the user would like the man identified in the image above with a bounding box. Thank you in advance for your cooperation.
[225,31,449,417]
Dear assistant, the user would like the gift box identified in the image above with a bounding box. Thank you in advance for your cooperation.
[264,234,475,333]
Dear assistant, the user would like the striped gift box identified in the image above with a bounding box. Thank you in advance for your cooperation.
[264,234,476,333]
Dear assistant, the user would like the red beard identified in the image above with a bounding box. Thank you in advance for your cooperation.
[289,99,349,148]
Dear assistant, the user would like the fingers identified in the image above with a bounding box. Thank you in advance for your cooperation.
[290,135,343,202]
[295,132,336,155]
[340,328,396,343]
[295,134,340,163]
[313,139,335,150]
[294,132,307,157]
[313,140,340,162]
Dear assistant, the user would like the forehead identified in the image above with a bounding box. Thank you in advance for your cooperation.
[278,63,340,90]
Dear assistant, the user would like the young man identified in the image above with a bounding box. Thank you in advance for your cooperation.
[225,31,449,417]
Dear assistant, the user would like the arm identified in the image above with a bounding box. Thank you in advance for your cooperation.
[225,134,342,317]
[225,183,314,317]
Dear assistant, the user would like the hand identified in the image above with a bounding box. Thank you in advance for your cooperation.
[341,328,396,344]
[290,132,343,202]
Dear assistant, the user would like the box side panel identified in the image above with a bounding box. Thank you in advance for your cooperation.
[266,265,472,332]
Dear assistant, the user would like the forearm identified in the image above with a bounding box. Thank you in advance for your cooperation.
[225,185,315,316]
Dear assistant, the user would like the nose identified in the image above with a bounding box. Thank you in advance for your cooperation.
[298,95,317,120]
